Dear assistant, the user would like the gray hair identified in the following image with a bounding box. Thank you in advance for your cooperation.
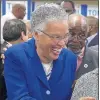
[3,19,26,42]
[31,3,68,33]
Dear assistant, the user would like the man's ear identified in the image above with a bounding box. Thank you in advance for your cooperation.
[21,31,25,40]
[21,31,28,42]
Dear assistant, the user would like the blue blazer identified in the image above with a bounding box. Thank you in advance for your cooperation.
[4,38,77,100]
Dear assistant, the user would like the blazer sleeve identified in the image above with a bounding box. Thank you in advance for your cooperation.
[4,50,36,100]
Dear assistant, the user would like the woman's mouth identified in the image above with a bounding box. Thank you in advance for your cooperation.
[52,48,62,55]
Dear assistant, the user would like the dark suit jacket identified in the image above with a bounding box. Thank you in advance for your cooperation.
[1,41,8,54]
[0,41,9,74]
[76,47,98,80]
[4,38,77,100]
[0,41,8,100]
[88,34,99,47]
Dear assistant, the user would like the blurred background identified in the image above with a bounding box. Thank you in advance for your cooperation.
[1,0,98,20]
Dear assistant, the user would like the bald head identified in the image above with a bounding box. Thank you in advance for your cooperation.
[12,4,26,19]
[12,4,25,9]
[86,16,98,26]
[68,14,88,32]
[67,14,88,54]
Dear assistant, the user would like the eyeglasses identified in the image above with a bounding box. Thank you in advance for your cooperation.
[69,29,87,40]
[37,29,69,42]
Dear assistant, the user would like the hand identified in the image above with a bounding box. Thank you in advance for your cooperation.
[1,54,5,64]
[79,97,96,100]
[1,44,12,64]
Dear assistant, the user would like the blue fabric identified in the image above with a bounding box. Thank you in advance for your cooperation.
[4,38,77,100]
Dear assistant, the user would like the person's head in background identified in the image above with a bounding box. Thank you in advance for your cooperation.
[60,0,76,15]
[66,14,88,55]
[3,19,28,44]
[23,20,33,39]
[12,4,26,19]
[86,16,98,37]
[31,3,69,63]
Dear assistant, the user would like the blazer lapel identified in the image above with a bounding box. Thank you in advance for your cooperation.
[31,52,50,90]
[76,48,93,79]
[24,38,50,89]
[48,55,64,85]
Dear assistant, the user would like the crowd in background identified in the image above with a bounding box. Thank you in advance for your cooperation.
[0,0,98,100]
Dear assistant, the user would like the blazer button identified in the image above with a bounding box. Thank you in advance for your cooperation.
[46,90,51,95]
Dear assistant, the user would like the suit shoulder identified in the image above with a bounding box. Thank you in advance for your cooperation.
[86,47,98,56]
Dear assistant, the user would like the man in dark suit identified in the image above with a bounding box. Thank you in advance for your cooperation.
[66,14,98,80]
[88,33,99,47]
[0,19,28,100]
[86,16,98,47]
[4,3,77,100]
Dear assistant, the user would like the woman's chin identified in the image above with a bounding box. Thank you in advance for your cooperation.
[50,53,60,60]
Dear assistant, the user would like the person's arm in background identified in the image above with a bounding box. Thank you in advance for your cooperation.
[4,49,36,100]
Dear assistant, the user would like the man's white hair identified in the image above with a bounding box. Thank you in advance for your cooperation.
[31,3,68,33]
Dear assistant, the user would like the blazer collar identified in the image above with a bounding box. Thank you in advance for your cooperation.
[26,38,64,89]
[26,38,50,89]
[25,38,36,58]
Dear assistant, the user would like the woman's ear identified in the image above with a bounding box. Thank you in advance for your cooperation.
[33,32,39,41]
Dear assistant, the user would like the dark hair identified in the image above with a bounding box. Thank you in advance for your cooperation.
[3,19,26,42]
[63,0,76,13]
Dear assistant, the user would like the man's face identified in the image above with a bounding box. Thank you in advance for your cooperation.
[67,26,87,54]
[35,21,69,61]
[63,2,74,14]
[18,7,26,19]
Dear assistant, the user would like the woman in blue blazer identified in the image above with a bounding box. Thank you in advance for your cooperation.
[4,3,77,100]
